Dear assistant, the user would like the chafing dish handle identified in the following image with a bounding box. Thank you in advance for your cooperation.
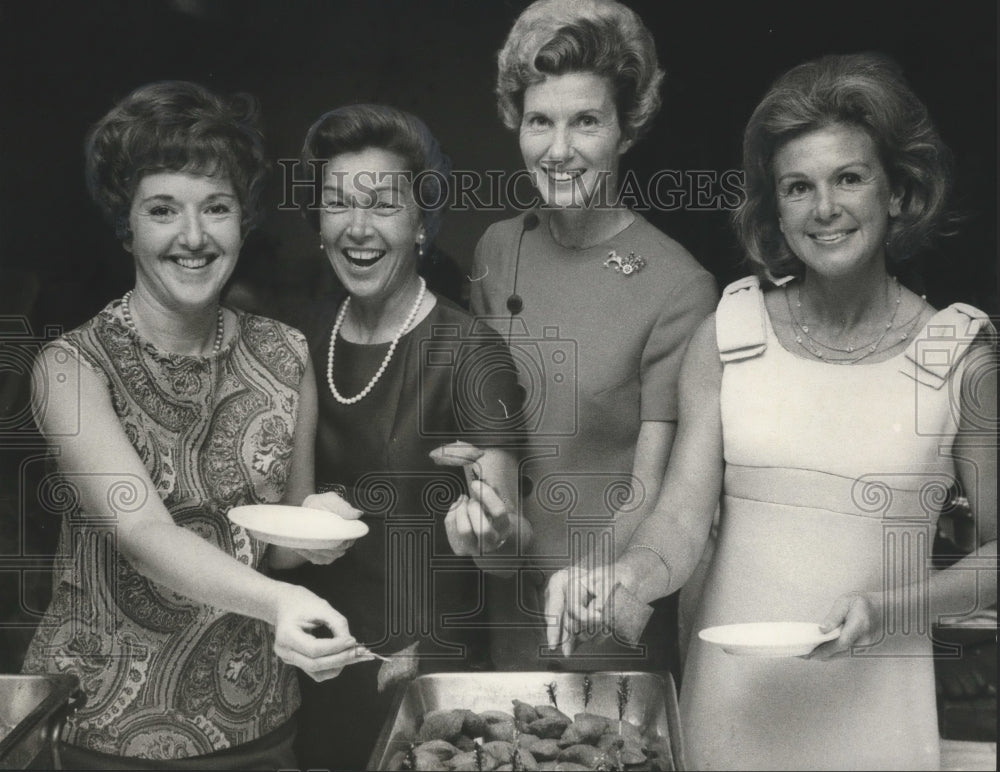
[46,688,86,771]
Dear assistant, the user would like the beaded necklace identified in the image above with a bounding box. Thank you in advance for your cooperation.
[120,290,225,356]
[326,277,427,405]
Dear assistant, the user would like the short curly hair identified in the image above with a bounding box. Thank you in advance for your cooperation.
[733,53,953,281]
[299,104,451,247]
[496,0,664,142]
[85,81,268,242]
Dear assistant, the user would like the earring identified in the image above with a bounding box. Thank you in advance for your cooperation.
[319,239,325,251]
[416,232,426,258]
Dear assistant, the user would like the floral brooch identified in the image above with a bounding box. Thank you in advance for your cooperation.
[603,249,646,276]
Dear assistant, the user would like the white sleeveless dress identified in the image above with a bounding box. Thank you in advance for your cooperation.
[680,276,992,770]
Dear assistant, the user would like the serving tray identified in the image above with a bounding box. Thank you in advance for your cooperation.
[367,670,684,770]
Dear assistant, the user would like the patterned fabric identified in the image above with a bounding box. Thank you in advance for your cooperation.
[22,300,306,759]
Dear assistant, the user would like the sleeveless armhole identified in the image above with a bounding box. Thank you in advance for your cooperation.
[899,303,996,389]
[48,338,110,389]
[716,275,768,363]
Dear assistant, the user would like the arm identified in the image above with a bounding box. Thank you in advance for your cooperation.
[812,340,998,658]
[32,346,370,679]
[612,271,718,552]
[610,420,677,551]
[544,316,726,651]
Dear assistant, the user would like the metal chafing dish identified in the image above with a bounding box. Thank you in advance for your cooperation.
[0,674,86,770]
[368,671,684,770]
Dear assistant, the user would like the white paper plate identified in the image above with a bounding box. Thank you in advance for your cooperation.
[698,622,842,657]
[228,504,368,549]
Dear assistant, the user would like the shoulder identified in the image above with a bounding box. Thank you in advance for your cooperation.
[425,295,508,346]
[625,216,717,308]
[39,306,119,384]
[629,214,712,280]
[236,311,311,371]
[475,213,533,255]
[239,310,307,343]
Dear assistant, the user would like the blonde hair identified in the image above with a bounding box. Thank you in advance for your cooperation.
[496,0,663,141]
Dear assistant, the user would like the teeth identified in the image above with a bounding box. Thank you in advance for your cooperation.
[811,232,851,243]
[343,248,385,265]
[173,256,211,268]
[545,169,583,182]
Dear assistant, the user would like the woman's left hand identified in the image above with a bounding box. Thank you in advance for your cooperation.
[806,591,883,660]
[289,491,364,565]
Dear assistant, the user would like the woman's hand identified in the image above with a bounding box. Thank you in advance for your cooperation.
[444,481,516,555]
[544,554,646,656]
[289,491,364,565]
[805,591,881,660]
[272,585,375,681]
[431,441,522,555]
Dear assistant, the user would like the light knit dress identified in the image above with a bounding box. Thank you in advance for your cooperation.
[681,276,992,770]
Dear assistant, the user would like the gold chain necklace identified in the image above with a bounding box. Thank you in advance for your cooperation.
[785,278,903,363]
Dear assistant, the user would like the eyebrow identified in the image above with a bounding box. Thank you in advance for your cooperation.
[137,192,237,205]
[321,182,403,194]
[776,161,873,183]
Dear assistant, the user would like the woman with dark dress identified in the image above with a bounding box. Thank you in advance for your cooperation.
[289,104,525,770]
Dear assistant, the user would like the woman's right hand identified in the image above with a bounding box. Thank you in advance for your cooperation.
[271,585,375,681]
[544,552,649,656]
[432,441,523,556]
[444,480,517,555]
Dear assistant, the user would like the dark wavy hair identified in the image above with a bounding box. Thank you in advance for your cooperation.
[496,0,663,142]
[733,53,954,281]
[85,80,268,242]
[299,104,451,246]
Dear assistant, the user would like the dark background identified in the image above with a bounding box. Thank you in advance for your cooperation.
[0,0,996,708]
[0,0,996,330]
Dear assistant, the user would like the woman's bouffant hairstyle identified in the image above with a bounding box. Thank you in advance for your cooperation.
[734,53,954,281]
[299,104,451,246]
[85,81,268,242]
[496,0,664,142]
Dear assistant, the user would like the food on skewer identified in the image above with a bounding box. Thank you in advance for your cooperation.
[387,679,670,771]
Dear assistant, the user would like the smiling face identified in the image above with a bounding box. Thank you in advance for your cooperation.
[774,123,902,279]
[519,71,632,209]
[127,171,243,309]
[320,147,425,305]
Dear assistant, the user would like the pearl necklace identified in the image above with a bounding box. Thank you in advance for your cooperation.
[785,277,903,363]
[326,277,427,405]
[120,290,225,356]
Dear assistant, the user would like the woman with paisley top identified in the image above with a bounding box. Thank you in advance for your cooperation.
[21,81,371,770]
